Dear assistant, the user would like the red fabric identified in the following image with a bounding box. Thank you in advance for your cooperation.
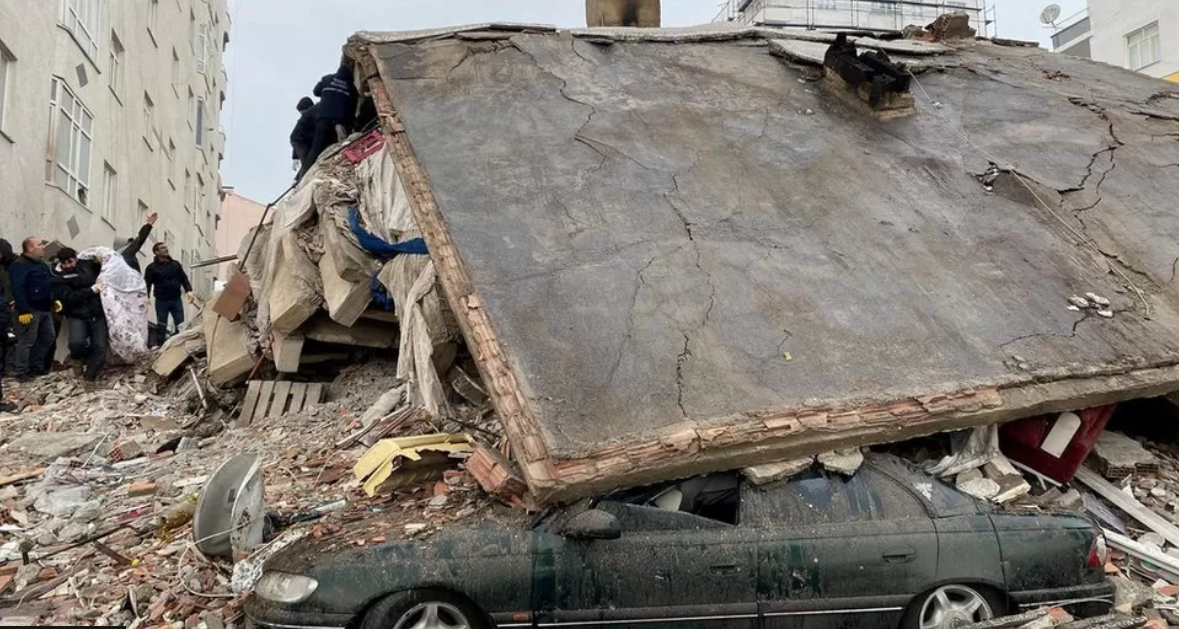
[999,405,1116,483]
[342,130,385,164]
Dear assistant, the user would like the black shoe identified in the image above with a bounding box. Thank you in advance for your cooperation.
[0,402,18,414]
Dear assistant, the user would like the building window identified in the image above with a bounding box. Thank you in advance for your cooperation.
[109,33,124,100]
[48,78,94,205]
[1127,22,1161,71]
[184,169,192,211]
[143,92,155,149]
[166,139,176,188]
[147,0,159,41]
[101,163,117,224]
[195,98,205,147]
[171,48,180,97]
[0,42,12,136]
[62,0,99,60]
[196,23,209,74]
[195,173,205,213]
[816,0,836,9]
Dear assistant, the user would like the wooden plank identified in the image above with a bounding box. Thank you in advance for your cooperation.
[305,383,325,406]
[237,381,263,427]
[254,381,276,423]
[288,383,308,414]
[1075,466,1179,548]
[0,468,46,488]
[269,381,293,418]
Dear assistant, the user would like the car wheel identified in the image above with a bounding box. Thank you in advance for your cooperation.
[902,584,1004,629]
[361,590,489,629]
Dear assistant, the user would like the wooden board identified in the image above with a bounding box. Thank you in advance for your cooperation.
[306,383,325,406]
[237,381,263,427]
[255,381,276,421]
[289,382,308,414]
[269,382,293,418]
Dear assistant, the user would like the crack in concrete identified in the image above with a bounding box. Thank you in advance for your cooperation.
[553,195,586,238]
[674,333,691,417]
[1000,313,1094,351]
[605,255,658,386]
[1171,256,1179,284]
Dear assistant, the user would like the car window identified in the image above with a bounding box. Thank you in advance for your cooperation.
[598,473,742,525]
[597,501,733,532]
[740,467,928,528]
[865,455,980,518]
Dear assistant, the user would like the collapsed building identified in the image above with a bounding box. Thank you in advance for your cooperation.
[173,16,1179,505]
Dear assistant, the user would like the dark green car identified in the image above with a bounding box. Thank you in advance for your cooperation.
[245,454,1113,629]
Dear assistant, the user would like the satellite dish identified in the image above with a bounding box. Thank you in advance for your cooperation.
[1039,4,1062,25]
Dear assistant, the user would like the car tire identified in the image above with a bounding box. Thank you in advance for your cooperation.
[360,589,490,629]
[900,584,1006,629]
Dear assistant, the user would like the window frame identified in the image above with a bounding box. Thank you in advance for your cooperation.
[109,32,124,102]
[48,77,94,207]
[196,23,209,74]
[101,163,117,225]
[195,97,206,147]
[0,41,13,139]
[1127,21,1162,71]
[61,0,100,62]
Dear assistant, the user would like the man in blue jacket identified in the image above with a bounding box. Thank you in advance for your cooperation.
[10,237,59,380]
[297,61,358,180]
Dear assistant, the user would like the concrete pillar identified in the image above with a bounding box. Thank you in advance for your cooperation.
[586,0,661,28]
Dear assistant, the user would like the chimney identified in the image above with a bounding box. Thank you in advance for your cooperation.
[586,0,661,28]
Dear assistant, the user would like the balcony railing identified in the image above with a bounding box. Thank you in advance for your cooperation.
[714,0,992,37]
[1050,8,1090,51]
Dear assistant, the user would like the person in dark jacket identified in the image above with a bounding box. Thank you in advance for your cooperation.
[0,239,16,377]
[51,248,108,383]
[144,242,194,343]
[0,263,16,412]
[116,212,158,273]
[10,237,59,380]
[290,96,317,172]
[298,62,358,180]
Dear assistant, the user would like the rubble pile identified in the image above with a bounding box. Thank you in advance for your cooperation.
[0,352,506,626]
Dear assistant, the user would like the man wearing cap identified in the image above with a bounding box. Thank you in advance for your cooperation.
[51,248,108,384]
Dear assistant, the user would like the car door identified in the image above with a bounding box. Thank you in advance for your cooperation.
[746,465,939,629]
[534,483,760,628]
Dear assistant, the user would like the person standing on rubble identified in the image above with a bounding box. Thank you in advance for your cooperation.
[290,96,317,174]
[115,212,158,274]
[51,248,108,385]
[299,60,358,180]
[10,237,60,381]
[144,242,194,344]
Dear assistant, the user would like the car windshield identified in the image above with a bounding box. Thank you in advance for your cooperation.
[865,454,982,518]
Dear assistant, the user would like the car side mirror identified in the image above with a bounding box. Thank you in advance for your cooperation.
[560,509,621,541]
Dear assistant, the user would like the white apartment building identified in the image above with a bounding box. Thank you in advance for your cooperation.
[0,0,230,296]
[717,0,992,37]
[1052,0,1179,83]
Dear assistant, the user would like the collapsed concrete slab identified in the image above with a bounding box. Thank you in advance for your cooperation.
[204,309,256,386]
[350,26,1179,502]
[272,332,305,374]
[269,232,323,335]
[304,314,398,349]
[320,239,372,328]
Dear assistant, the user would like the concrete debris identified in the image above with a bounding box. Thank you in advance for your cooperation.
[817,448,864,476]
[1092,431,1160,478]
[468,445,528,500]
[743,457,814,485]
[7,432,104,460]
[957,476,1001,501]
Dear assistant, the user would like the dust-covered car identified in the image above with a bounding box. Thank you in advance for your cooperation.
[244,453,1113,629]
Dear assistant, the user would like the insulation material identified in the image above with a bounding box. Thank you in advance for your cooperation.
[379,256,450,417]
[78,246,149,363]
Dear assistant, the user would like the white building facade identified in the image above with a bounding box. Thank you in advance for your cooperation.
[1052,0,1179,83]
[717,0,992,36]
[0,0,230,296]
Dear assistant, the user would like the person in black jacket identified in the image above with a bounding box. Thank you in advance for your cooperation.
[144,242,194,344]
[0,265,16,412]
[10,237,59,380]
[115,212,158,273]
[298,61,358,180]
[51,248,108,384]
[290,96,317,173]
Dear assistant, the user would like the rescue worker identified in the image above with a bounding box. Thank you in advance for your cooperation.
[299,61,358,180]
[10,237,59,380]
[290,96,317,174]
[144,242,194,344]
[51,247,108,385]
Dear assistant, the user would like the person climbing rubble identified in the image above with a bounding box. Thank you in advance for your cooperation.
[51,247,109,385]
[290,96,317,174]
[144,242,194,345]
[298,60,358,180]
[10,237,59,381]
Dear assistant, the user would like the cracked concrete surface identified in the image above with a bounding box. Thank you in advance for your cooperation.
[371,32,1179,466]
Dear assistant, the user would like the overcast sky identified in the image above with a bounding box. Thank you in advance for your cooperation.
[220,0,1085,203]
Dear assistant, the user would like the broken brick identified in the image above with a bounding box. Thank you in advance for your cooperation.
[127,482,158,497]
